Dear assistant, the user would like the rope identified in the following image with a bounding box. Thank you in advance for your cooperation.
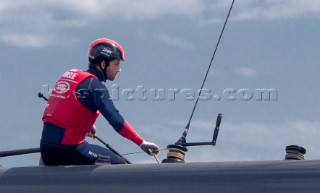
[285,153,305,160]
[154,155,160,163]
[166,147,186,161]
[123,146,189,163]
[122,148,168,156]
[123,148,171,164]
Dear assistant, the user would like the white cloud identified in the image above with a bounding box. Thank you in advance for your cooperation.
[1,1,319,24]
[0,0,320,48]
[58,0,205,21]
[156,33,193,49]
[0,33,77,48]
[234,67,257,78]
[0,34,54,48]
[4,0,205,23]
[198,0,320,24]
[0,0,204,48]
[0,1,87,48]
[231,0,320,22]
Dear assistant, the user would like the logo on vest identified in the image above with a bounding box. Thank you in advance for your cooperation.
[62,71,78,80]
[53,81,70,94]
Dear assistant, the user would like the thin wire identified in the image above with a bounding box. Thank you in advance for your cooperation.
[122,148,168,156]
[122,148,165,164]
[180,0,235,140]
[122,151,144,156]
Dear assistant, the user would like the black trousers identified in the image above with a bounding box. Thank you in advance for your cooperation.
[40,141,126,166]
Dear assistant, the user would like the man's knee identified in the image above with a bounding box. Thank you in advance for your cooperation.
[96,154,111,165]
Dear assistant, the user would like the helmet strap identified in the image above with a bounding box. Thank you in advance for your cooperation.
[99,60,109,82]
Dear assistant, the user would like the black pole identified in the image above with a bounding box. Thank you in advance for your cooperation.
[176,0,235,144]
[95,136,131,164]
[175,113,222,147]
[212,113,222,145]
[0,148,40,158]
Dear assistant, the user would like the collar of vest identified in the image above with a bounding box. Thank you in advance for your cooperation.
[87,67,104,82]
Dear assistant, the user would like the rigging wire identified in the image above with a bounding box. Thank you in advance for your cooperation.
[123,148,168,164]
[123,148,168,156]
[176,0,235,144]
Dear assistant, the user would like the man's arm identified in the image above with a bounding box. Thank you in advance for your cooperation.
[89,78,143,145]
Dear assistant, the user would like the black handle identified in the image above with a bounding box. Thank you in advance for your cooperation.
[212,113,222,145]
[38,92,48,101]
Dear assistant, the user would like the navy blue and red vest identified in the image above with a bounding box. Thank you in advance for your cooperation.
[43,69,99,144]
[42,68,144,146]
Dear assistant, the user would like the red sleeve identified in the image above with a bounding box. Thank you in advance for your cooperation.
[118,121,144,146]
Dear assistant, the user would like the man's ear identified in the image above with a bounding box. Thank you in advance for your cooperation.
[101,60,110,69]
[101,61,106,69]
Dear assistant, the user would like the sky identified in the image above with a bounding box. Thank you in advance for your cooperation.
[0,0,320,167]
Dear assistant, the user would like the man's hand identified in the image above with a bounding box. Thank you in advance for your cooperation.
[86,132,95,138]
[140,140,159,156]
[86,125,96,139]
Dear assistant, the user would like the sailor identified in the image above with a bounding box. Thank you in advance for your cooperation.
[40,38,159,165]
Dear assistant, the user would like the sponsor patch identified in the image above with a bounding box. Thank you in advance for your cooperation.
[53,81,70,94]
[62,71,78,80]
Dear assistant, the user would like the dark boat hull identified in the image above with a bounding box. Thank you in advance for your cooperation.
[1,160,320,193]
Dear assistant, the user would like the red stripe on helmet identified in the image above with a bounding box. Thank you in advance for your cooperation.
[88,38,125,61]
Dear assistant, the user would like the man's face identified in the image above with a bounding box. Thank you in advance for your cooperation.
[106,59,121,81]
